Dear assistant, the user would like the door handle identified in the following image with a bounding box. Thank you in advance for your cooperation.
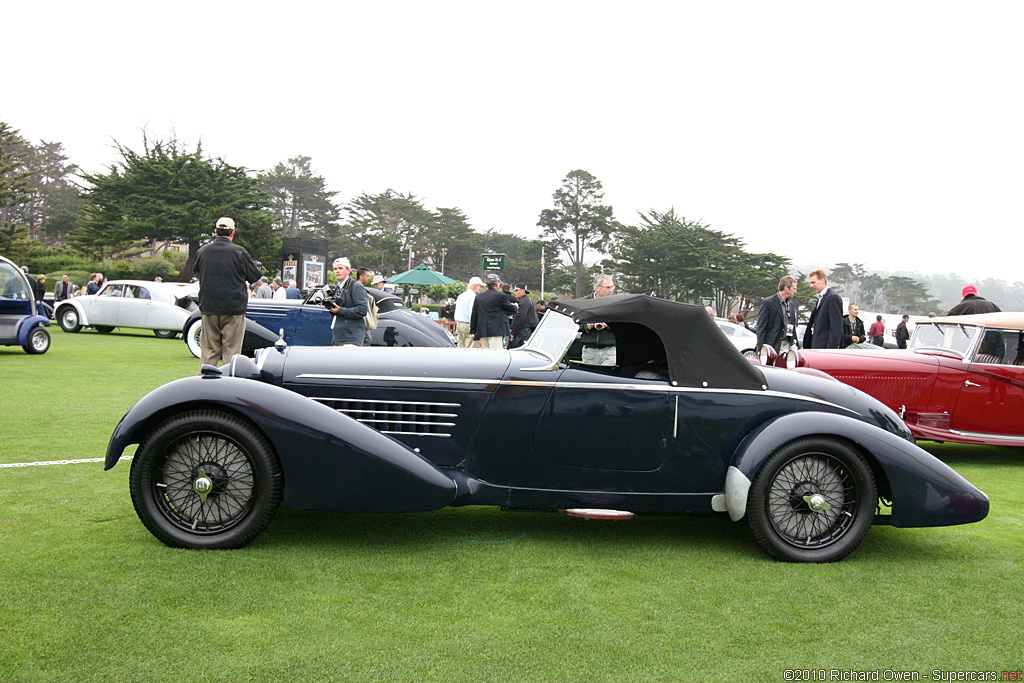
[965,380,981,388]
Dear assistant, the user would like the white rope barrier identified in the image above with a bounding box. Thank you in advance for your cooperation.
[0,455,133,469]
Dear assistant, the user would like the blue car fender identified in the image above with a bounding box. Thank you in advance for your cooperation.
[722,411,989,527]
[106,375,458,513]
[17,314,50,344]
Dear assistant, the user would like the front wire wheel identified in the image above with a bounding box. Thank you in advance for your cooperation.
[747,437,876,562]
[129,410,282,548]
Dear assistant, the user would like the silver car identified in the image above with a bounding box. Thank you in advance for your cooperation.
[715,318,757,357]
[55,280,199,339]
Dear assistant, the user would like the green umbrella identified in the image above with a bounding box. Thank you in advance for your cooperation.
[387,263,459,286]
[387,263,458,307]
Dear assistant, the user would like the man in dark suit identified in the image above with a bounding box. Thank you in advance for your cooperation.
[803,269,844,349]
[470,274,517,349]
[755,276,799,353]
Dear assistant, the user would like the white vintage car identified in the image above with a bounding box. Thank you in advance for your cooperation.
[55,280,199,339]
[715,319,757,357]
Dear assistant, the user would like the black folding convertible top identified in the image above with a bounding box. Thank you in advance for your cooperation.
[549,294,766,391]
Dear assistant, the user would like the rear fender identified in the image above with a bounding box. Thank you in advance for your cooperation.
[106,375,457,513]
[725,412,988,527]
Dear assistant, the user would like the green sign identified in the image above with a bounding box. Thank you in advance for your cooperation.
[699,297,714,307]
[481,253,506,271]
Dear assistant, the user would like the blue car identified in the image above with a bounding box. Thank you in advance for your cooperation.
[0,255,51,354]
[109,294,988,562]
[182,286,454,357]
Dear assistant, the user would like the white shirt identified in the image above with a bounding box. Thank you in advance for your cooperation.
[454,289,477,323]
[273,286,287,300]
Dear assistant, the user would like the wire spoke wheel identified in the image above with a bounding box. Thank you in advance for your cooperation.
[130,410,281,548]
[156,432,257,534]
[747,437,876,562]
[765,453,854,548]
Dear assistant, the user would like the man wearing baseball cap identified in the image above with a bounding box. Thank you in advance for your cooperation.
[946,285,1001,316]
[454,276,484,347]
[192,216,263,369]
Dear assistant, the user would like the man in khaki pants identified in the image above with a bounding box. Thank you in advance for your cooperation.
[192,217,262,369]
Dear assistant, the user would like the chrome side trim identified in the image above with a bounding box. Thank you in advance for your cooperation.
[297,374,858,415]
[949,429,1024,441]
[308,396,460,407]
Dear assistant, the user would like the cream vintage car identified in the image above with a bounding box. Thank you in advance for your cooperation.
[55,280,199,339]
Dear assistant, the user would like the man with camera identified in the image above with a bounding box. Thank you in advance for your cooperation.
[325,257,368,347]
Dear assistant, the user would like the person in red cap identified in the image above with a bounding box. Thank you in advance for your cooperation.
[946,285,1001,316]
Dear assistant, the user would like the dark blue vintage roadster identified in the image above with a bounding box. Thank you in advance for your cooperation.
[106,294,989,562]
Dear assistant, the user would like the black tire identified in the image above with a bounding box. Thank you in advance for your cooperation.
[185,319,202,358]
[747,437,876,563]
[94,325,114,334]
[24,325,50,354]
[129,410,282,549]
[153,329,177,339]
[58,306,81,333]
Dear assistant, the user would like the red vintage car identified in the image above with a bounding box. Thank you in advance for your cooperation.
[763,312,1024,447]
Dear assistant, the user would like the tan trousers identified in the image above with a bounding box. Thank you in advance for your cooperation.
[456,322,477,348]
[478,336,505,350]
[200,314,246,368]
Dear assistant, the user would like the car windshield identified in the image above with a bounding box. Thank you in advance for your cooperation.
[0,262,28,299]
[522,309,579,363]
[909,322,980,357]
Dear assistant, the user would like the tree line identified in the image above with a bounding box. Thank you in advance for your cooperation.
[1,119,988,317]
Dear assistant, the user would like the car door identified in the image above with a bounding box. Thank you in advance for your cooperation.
[534,367,670,472]
[88,284,124,325]
[118,285,151,327]
[951,329,1024,437]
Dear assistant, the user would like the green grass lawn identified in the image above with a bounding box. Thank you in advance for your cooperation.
[2,329,1022,682]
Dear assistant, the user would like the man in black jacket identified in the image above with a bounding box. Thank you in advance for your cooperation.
[841,303,866,347]
[470,274,517,349]
[579,273,617,365]
[755,276,798,353]
[803,269,844,349]
[192,217,263,369]
[509,283,539,349]
[947,286,1001,316]
[896,315,911,349]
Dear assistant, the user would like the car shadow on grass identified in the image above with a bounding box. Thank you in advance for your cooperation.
[256,505,962,563]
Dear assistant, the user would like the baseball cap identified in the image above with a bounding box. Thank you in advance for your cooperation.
[962,285,978,297]
[513,282,529,293]
[216,217,236,230]
[468,276,484,287]
[485,274,501,285]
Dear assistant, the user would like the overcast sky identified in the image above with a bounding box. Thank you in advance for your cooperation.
[7,1,1022,284]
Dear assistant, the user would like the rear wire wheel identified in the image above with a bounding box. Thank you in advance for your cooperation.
[747,437,876,562]
[129,410,282,548]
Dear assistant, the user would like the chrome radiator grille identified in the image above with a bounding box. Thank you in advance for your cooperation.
[312,397,460,437]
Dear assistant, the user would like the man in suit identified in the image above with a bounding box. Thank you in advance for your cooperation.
[470,274,517,349]
[54,274,75,302]
[803,269,844,349]
[755,276,799,353]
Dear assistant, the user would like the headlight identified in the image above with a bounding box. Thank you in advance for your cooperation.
[757,345,777,366]
[785,348,804,369]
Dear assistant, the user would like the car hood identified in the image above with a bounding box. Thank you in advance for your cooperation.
[260,346,512,387]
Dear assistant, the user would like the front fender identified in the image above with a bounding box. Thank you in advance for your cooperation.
[726,412,988,527]
[106,375,457,513]
[56,300,88,326]
[17,315,51,344]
